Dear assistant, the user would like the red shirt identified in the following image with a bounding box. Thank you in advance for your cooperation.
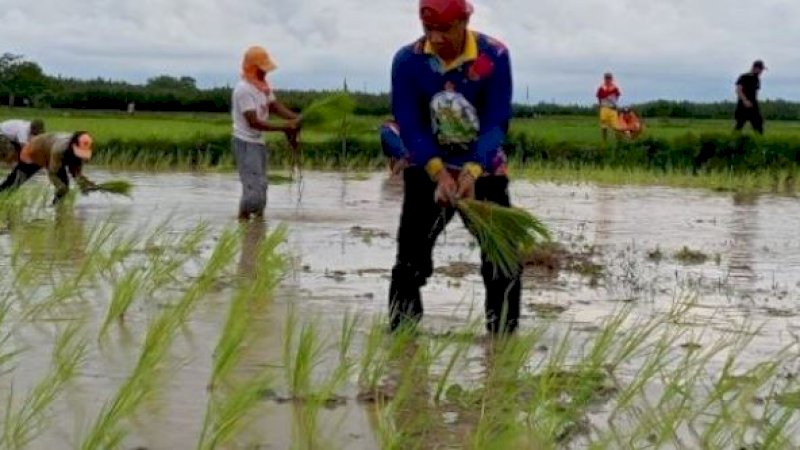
[596,83,621,107]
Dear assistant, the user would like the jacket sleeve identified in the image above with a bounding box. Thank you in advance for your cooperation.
[391,51,440,169]
[471,49,512,170]
[380,125,409,160]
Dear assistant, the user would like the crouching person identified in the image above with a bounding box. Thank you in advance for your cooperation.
[0,131,98,204]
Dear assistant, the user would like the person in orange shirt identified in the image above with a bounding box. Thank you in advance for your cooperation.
[616,107,644,139]
[596,72,621,142]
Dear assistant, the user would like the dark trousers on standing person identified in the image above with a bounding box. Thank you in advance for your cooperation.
[0,162,42,192]
[734,105,764,134]
[389,167,522,335]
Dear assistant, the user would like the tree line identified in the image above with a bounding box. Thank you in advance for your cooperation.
[3,53,800,120]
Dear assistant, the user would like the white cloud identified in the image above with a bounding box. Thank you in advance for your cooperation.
[1,0,798,102]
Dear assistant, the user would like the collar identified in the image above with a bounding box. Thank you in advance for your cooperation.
[424,31,478,72]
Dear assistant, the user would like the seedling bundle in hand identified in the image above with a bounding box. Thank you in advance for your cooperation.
[299,93,356,128]
[91,180,134,197]
[457,200,551,278]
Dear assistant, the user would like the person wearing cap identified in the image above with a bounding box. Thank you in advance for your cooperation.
[232,45,300,221]
[389,0,519,334]
[0,131,98,204]
[0,119,45,166]
[597,73,621,142]
[734,60,766,134]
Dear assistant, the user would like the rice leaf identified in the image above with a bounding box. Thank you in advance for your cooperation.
[456,199,551,278]
[94,180,133,197]
[300,93,356,128]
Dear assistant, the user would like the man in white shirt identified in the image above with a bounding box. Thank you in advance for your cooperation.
[232,45,300,221]
[0,119,45,166]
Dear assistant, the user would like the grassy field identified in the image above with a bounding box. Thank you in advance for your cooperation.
[4,107,800,194]
[5,107,800,144]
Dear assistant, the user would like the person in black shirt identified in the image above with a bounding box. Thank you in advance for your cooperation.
[734,60,766,134]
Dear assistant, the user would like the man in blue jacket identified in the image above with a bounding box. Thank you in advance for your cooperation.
[389,0,519,335]
[380,119,409,178]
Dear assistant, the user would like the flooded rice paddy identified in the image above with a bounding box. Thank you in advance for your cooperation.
[2,170,800,449]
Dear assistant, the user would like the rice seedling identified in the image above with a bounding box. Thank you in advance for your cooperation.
[198,225,290,450]
[0,300,20,377]
[99,267,145,338]
[1,322,88,450]
[282,309,326,400]
[91,180,134,197]
[299,93,356,129]
[80,229,241,449]
[311,312,359,408]
[457,199,551,278]
[197,370,273,450]
[357,319,391,395]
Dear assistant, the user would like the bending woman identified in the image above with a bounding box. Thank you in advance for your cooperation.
[0,131,98,204]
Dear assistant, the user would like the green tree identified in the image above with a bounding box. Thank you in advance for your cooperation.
[146,75,197,91]
[0,53,50,107]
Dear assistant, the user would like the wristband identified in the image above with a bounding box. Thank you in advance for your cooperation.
[425,158,444,180]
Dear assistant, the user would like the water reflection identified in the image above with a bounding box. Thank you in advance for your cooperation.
[8,203,88,270]
[364,337,529,449]
[726,194,759,295]
[238,219,267,279]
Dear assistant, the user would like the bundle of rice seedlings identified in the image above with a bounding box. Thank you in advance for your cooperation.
[92,180,133,197]
[300,93,356,128]
[457,199,551,278]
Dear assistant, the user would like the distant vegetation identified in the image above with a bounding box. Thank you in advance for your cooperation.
[4,53,800,119]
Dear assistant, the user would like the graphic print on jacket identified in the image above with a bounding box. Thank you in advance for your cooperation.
[430,81,480,150]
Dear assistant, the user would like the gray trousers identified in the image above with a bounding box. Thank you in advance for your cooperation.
[232,137,268,216]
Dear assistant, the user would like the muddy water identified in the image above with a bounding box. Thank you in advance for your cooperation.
[4,170,800,449]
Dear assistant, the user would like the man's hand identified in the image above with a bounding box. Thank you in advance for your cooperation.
[284,118,301,134]
[434,169,457,207]
[743,99,754,109]
[456,169,477,201]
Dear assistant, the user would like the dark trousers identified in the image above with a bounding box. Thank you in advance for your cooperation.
[389,167,522,334]
[0,164,69,193]
[734,106,764,134]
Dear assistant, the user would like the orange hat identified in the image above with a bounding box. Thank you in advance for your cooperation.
[243,46,277,74]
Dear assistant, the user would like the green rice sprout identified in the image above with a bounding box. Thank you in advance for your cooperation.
[199,226,287,449]
[197,371,273,450]
[300,93,356,128]
[456,199,551,278]
[93,180,134,197]
[99,268,145,338]
[2,322,88,450]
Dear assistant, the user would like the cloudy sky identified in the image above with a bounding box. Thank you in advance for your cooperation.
[2,0,798,104]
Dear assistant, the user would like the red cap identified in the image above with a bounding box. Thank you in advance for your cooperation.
[420,0,473,25]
